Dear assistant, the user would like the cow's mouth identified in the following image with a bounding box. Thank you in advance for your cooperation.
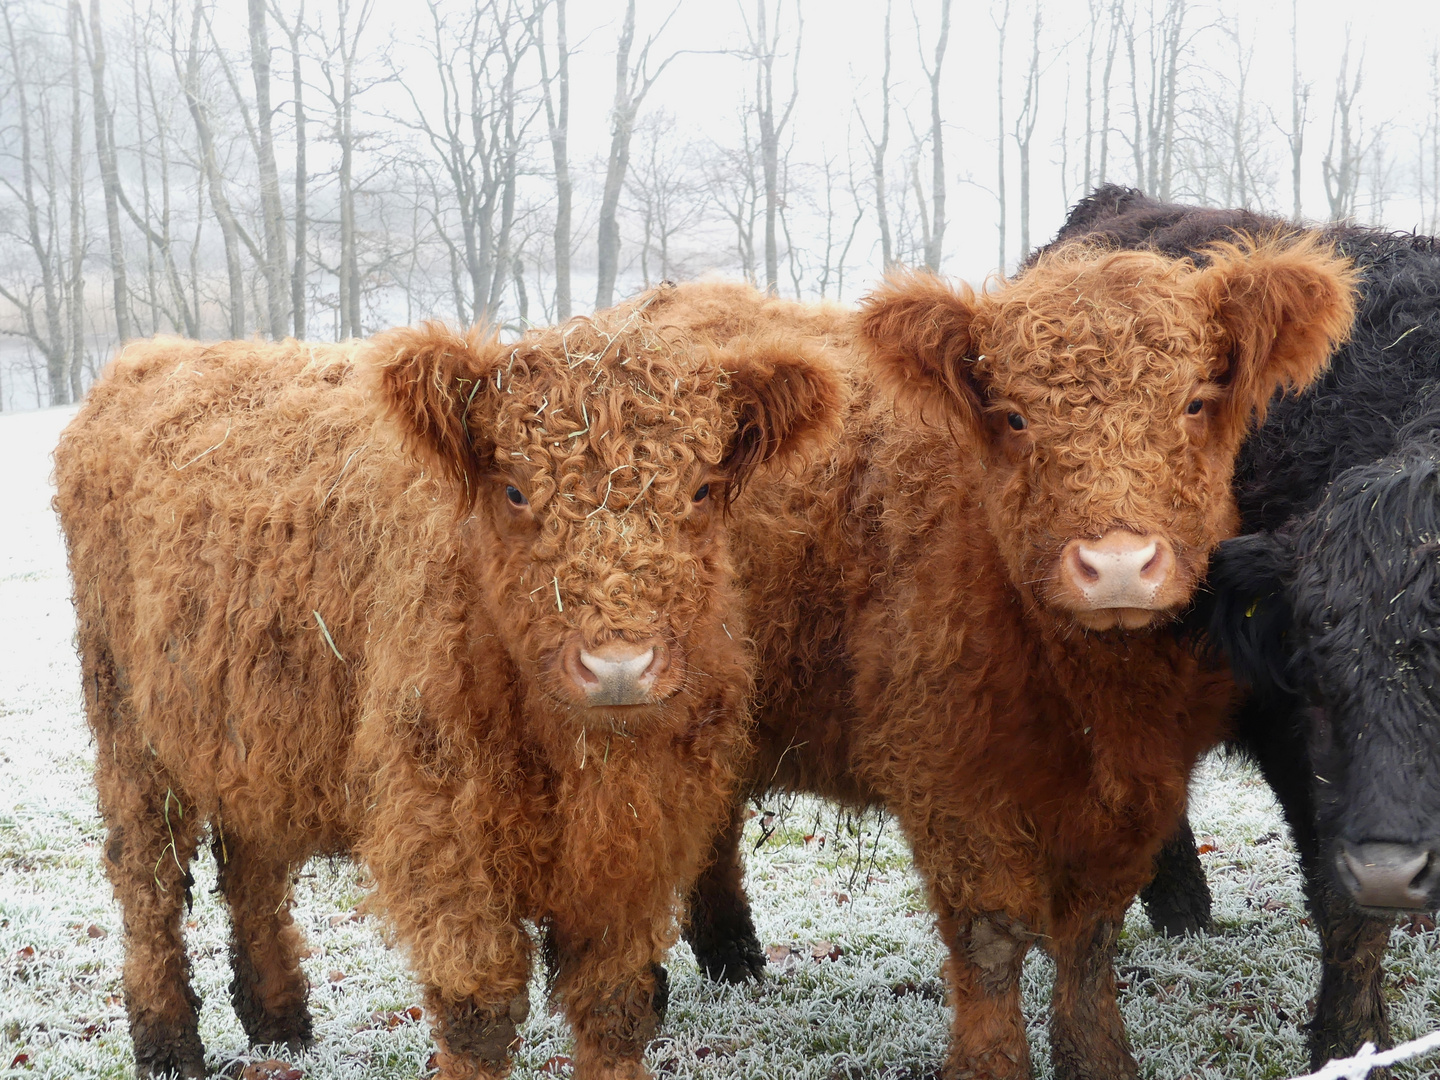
[1067,606,1170,632]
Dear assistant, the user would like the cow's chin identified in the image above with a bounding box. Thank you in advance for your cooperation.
[1063,605,1173,632]
[543,685,683,716]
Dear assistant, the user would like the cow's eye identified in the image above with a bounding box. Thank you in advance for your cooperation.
[1006,412,1027,432]
[1186,398,1206,416]
[692,483,710,503]
[505,485,528,507]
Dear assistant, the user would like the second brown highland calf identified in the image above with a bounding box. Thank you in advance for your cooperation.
[52,306,843,1080]
[669,240,1358,1079]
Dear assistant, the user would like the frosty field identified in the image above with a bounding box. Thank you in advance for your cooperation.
[2,403,1437,1080]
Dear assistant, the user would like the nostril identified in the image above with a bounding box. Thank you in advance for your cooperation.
[1138,540,1173,584]
[1069,547,1100,583]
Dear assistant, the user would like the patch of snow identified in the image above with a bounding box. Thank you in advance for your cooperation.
[2,404,1438,1079]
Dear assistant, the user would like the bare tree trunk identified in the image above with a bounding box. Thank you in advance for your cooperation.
[403,0,533,326]
[174,0,246,336]
[137,20,199,337]
[1126,6,1144,190]
[1098,0,1119,184]
[994,0,1008,273]
[1082,0,1098,190]
[1289,0,1307,222]
[272,0,307,337]
[537,0,572,319]
[87,0,130,343]
[1322,30,1364,222]
[595,0,679,309]
[336,0,369,337]
[249,0,290,337]
[130,18,159,335]
[746,0,803,294]
[920,0,950,271]
[1157,0,1184,200]
[1013,3,1040,261]
[0,2,69,402]
[1431,47,1440,234]
[858,0,894,270]
[68,0,86,402]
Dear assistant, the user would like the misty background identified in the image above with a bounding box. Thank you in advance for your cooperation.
[2,0,1437,411]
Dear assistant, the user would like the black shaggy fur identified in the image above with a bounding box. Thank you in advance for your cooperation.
[1042,184,1440,1070]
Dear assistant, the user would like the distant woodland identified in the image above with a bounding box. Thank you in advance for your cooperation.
[2,0,1438,409]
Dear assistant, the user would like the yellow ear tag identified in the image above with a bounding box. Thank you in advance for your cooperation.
[1245,600,1259,618]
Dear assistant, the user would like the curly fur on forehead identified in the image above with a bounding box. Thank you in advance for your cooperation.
[481,314,731,521]
[969,245,1220,397]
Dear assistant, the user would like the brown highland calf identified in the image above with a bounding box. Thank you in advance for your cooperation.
[668,243,1358,1078]
[52,305,842,1080]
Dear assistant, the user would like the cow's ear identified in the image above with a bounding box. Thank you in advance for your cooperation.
[715,333,848,491]
[366,323,504,508]
[857,272,988,438]
[1198,235,1357,425]
[1204,531,1297,696]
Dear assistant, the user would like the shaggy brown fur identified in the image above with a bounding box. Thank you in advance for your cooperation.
[53,300,844,1080]
[675,243,1358,1078]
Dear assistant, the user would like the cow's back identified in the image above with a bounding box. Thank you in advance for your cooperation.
[1235,232,1440,531]
[54,338,422,852]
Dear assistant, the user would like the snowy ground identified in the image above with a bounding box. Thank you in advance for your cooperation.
[1,403,1437,1080]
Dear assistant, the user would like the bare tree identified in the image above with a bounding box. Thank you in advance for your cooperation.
[1013,3,1040,260]
[398,0,535,327]
[170,0,248,336]
[705,105,761,284]
[248,0,289,337]
[855,0,894,270]
[316,0,376,337]
[1097,0,1121,185]
[130,1,199,337]
[740,0,802,293]
[68,0,87,401]
[595,0,681,309]
[270,0,307,337]
[536,0,572,318]
[1323,29,1365,222]
[917,0,950,271]
[994,0,1008,271]
[806,147,865,300]
[86,0,130,343]
[1429,46,1440,234]
[0,1,72,403]
[1286,0,1308,221]
[625,111,703,288]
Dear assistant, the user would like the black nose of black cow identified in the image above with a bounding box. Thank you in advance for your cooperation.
[1336,841,1439,909]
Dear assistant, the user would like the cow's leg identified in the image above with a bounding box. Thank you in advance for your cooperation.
[1138,815,1213,935]
[682,800,765,983]
[95,755,206,1079]
[1048,915,1137,1080]
[426,978,533,1080]
[1238,699,1394,1069]
[935,909,1034,1080]
[415,921,531,1080]
[1305,875,1393,1072]
[213,831,314,1050]
[548,920,671,1080]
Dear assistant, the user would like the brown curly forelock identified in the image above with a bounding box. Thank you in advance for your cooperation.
[470,317,736,642]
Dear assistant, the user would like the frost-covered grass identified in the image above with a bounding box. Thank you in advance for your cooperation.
[2,403,1437,1080]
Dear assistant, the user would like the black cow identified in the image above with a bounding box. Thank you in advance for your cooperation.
[1043,184,1440,1069]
